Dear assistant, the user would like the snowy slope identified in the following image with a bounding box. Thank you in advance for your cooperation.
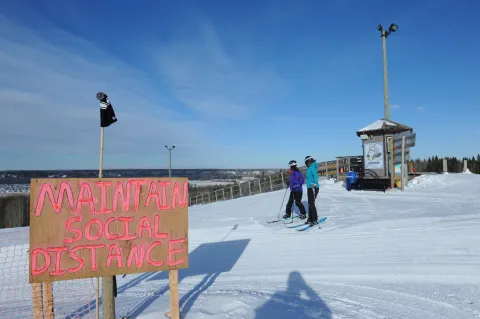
[1,173,480,318]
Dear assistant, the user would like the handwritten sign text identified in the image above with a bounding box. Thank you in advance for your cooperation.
[29,177,189,283]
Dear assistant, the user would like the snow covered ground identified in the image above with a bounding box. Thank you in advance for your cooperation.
[1,172,480,318]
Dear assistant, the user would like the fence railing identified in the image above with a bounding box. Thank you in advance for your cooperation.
[0,228,102,319]
[188,171,288,207]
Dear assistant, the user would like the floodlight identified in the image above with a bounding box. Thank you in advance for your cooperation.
[389,23,398,32]
[172,145,175,149]
[377,24,383,31]
[96,92,107,102]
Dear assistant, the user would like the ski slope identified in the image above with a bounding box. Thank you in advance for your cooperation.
[1,172,480,318]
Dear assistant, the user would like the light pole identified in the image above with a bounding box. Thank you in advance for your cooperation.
[377,23,398,121]
[165,145,175,177]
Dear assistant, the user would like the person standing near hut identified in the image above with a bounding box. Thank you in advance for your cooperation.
[304,156,319,224]
[283,160,308,220]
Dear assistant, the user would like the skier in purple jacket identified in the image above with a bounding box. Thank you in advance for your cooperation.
[283,160,307,219]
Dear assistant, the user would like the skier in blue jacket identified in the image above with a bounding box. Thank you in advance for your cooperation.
[283,160,307,220]
[304,156,319,224]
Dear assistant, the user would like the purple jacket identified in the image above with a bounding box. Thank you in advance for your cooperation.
[289,169,304,192]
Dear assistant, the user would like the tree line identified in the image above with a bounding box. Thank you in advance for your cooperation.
[412,154,480,174]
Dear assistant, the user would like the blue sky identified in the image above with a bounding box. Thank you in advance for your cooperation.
[0,0,479,170]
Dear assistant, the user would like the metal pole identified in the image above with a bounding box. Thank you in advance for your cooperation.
[390,137,395,189]
[401,136,405,191]
[165,145,175,177]
[382,29,390,120]
[169,149,172,177]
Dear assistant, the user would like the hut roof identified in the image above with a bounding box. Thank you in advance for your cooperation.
[356,118,412,136]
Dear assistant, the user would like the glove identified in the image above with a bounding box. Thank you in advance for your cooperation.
[311,183,316,188]
[285,181,290,186]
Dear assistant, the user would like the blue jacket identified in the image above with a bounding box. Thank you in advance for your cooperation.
[289,169,304,192]
[346,171,358,183]
[305,160,319,188]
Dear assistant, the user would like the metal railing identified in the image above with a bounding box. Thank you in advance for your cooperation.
[188,172,288,206]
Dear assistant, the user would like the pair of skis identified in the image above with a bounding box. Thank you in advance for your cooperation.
[287,216,328,231]
[267,215,328,231]
[266,214,301,224]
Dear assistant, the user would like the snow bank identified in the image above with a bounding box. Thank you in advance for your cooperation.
[405,173,463,190]
[464,168,473,174]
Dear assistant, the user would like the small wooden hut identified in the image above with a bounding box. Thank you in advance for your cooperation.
[355,118,413,191]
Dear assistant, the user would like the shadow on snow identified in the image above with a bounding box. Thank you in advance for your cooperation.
[64,237,250,318]
[127,238,250,317]
[254,271,331,319]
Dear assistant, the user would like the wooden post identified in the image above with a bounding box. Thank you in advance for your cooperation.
[464,159,468,171]
[239,183,242,197]
[102,277,115,319]
[215,190,218,202]
[269,176,273,191]
[258,179,262,193]
[98,126,116,319]
[347,157,351,172]
[222,188,225,200]
[443,159,447,172]
[43,282,54,319]
[164,270,180,318]
[32,283,43,319]
[230,186,233,199]
[390,137,395,189]
[248,182,251,195]
[281,172,285,187]
[336,159,339,181]
[401,136,405,191]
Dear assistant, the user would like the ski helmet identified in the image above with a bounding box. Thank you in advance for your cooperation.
[304,156,314,165]
[288,160,297,167]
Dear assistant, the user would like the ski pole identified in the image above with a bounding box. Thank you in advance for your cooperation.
[277,186,289,220]
[291,201,295,223]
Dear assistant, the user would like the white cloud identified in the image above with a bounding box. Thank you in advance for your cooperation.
[0,14,232,169]
[415,106,425,111]
[390,104,401,109]
[155,20,290,120]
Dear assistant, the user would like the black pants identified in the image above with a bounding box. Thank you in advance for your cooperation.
[314,187,319,199]
[307,188,318,222]
[285,191,307,217]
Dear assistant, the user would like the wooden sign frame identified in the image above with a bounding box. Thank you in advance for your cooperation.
[29,177,188,283]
